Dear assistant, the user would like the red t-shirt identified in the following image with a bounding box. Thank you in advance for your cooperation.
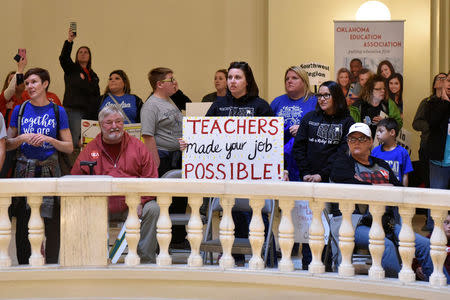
[102,140,122,163]
[82,67,92,82]
[0,91,26,127]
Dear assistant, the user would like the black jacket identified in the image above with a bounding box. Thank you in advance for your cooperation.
[330,152,401,186]
[59,40,100,119]
[171,89,191,111]
[206,92,273,117]
[423,96,450,161]
[292,109,354,182]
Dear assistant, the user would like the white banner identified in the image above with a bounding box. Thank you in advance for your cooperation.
[182,117,284,180]
[334,20,404,76]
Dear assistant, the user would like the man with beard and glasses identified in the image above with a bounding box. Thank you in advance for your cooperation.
[71,104,160,263]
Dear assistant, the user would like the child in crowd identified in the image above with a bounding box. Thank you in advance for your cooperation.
[371,118,413,186]
[372,118,413,224]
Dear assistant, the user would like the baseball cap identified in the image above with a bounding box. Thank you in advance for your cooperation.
[348,123,371,138]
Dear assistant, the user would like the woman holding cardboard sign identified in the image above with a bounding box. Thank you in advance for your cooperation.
[200,61,275,266]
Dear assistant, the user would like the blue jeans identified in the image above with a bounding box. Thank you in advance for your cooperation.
[426,162,450,229]
[355,224,449,283]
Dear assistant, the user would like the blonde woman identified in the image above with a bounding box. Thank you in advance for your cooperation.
[270,66,317,181]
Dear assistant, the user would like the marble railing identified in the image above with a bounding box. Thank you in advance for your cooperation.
[0,177,449,299]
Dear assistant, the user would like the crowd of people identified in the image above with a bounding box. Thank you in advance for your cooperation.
[0,28,449,283]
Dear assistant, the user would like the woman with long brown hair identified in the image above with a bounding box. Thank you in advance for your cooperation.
[354,74,402,137]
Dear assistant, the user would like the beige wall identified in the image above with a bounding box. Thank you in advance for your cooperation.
[0,0,267,102]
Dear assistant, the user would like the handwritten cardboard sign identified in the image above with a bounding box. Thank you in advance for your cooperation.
[81,119,142,147]
[182,117,284,180]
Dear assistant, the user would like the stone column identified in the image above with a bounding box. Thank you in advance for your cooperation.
[219,196,235,269]
[338,202,355,277]
[156,195,172,266]
[125,194,141,266]
[0,197,11,267]
[28,196,44,266]
[398,206,415,283]
[368,204,385,280]
[278,199,294,272]
[429,209,447,287]
[187,196,203,267]
[248,197,265,270]
[308,201,325,274]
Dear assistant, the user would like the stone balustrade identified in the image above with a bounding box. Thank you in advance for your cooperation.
[0,177,449,299]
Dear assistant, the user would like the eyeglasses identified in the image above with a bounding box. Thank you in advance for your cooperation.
[103,119,124,126]
[374,88,385,91]
[347,136,370,143]
[436,76,447,81]
[161,77,176,83]
[316,93,331,100]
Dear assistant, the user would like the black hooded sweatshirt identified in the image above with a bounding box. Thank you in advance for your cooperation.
[292,109,354,182]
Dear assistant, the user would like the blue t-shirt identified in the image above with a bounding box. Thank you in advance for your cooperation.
[270,94,317,141]
[371,144,413,184]
[270,94,317,181]
[10,102,69,161]
[99,94,139,124]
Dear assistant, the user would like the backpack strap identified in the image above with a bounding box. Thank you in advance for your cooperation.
[17,100,31,134]
[52,102,60,138]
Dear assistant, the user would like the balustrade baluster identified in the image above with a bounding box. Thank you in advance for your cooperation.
[156,195,172,266]
[0,197,11,267]
[398,206,415,282]
[368,204,385,280]
[338,202,355,277]
[219,196,235,268]
[309,201,325,274]
[125,194,141,266]
[28,196,44,266]
[278,198,294,272]
[248,197,265,270]
[187,196,203,267]
[429,209,447,286]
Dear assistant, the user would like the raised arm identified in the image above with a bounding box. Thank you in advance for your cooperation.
[59,29,76,72]
[4,57,27,101]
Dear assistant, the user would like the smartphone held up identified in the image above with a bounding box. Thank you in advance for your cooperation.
[13,48,26,62]
[70,21,77,36]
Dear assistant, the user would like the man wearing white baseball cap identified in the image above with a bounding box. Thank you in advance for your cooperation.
[331,122,398,185]
[330,123,450,282]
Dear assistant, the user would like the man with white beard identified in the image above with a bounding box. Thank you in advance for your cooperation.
[71,104,160,263]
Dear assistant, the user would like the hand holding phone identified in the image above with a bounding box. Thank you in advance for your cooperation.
[18,48,26,60]
[70,22,77,36]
